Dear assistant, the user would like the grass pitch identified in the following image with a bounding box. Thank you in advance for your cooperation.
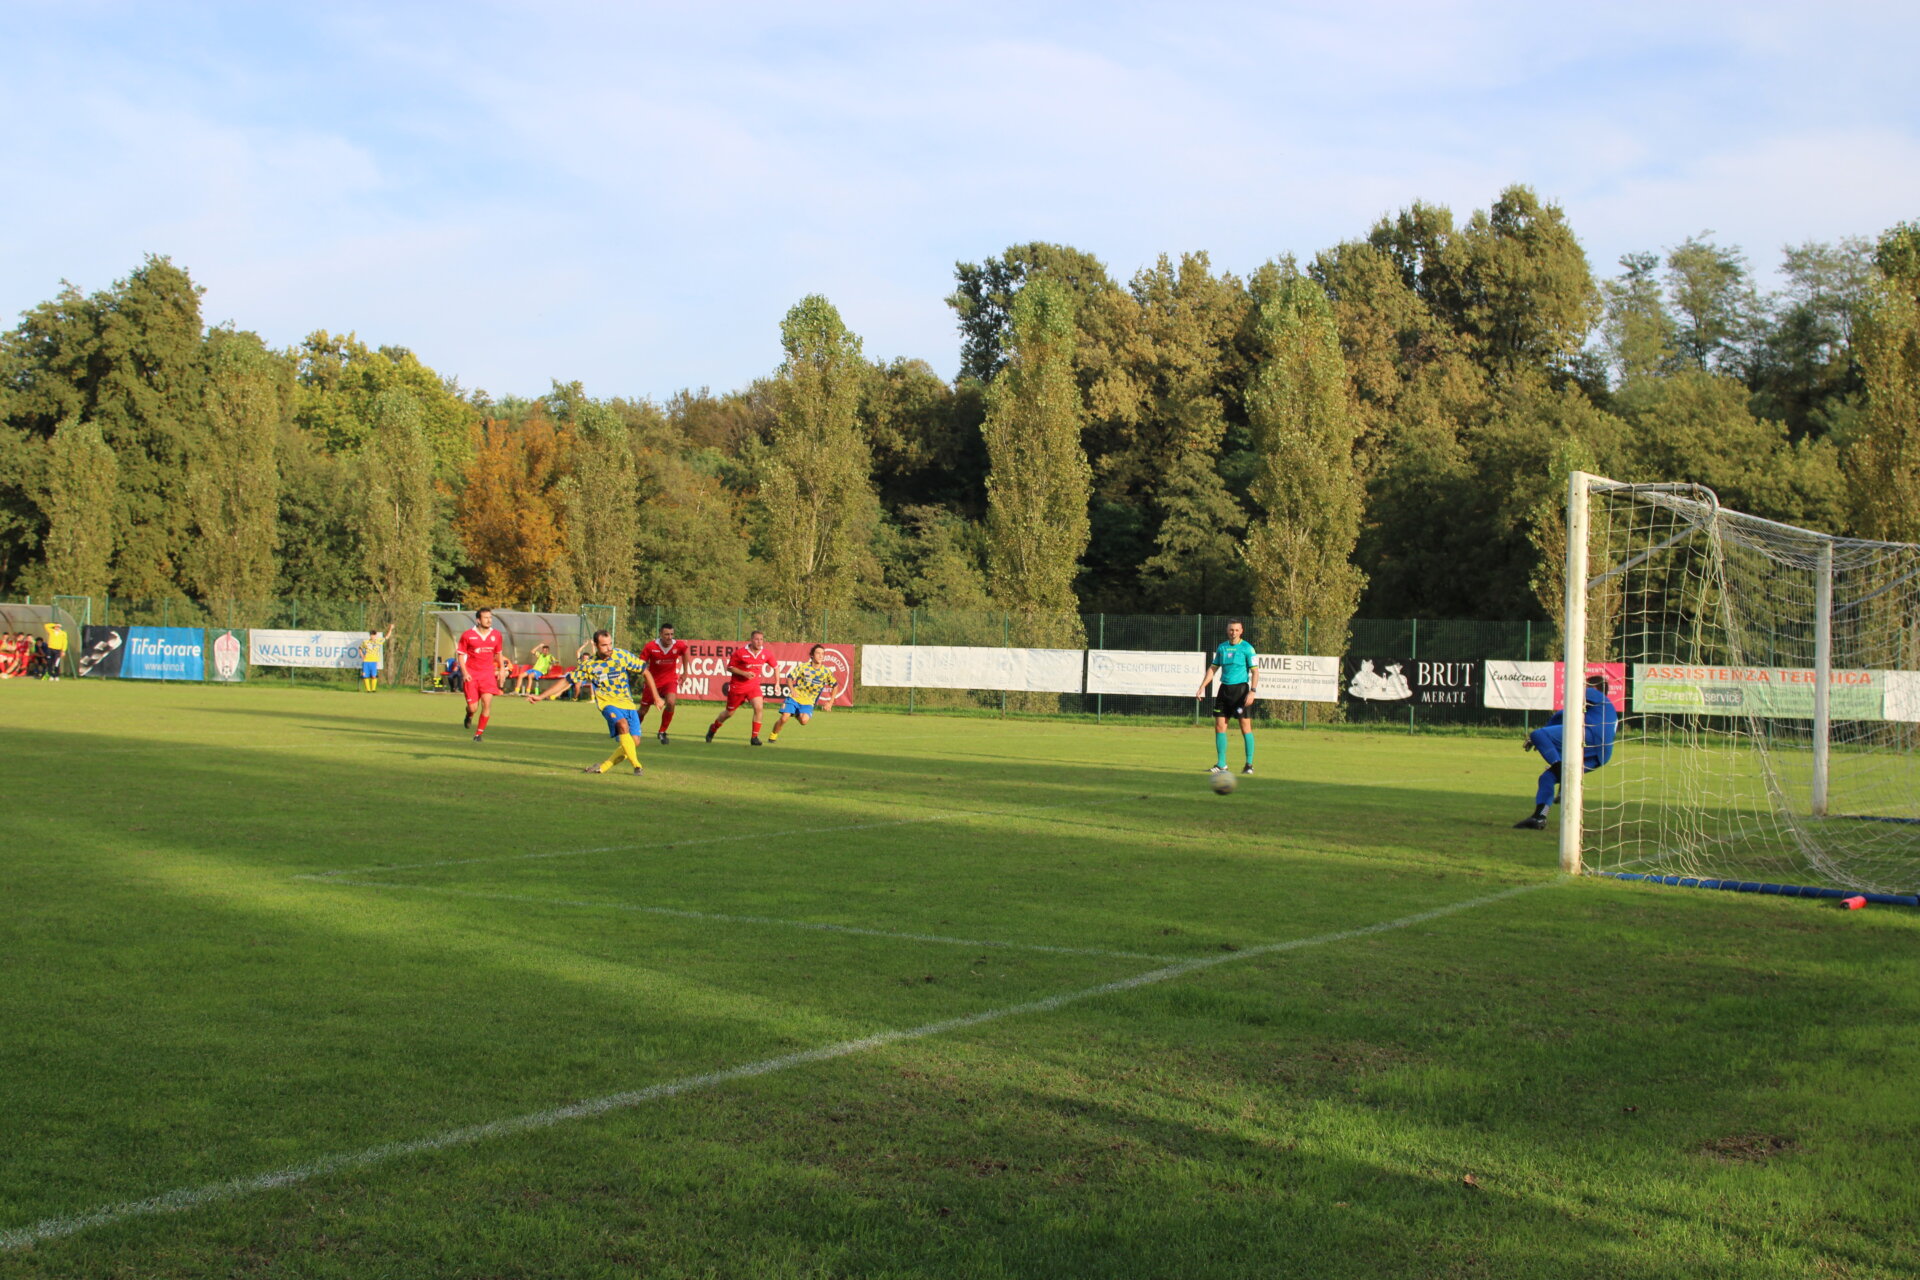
[2,680,1917,1278]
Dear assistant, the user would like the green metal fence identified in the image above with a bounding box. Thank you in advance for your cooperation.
[45,596,1554,726]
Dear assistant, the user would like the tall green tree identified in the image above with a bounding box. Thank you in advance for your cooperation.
[554,387,639,610]
[1600,251,1677,382]
[1847,223,1920,543]
[358,389,437,621]
[980,278,1090,640]
[1241,261,1365,651]
[1368,186,1599,382]
[293,331,476,479]
[37,419,119,599]
[1,257,209,598]
[187,331,287,604]
[758,296,888,618]
[1664,234,1762,375]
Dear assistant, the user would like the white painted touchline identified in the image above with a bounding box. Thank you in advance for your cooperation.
[0,880,1553,1253]
[312,878,1186,962]
[298,795,1142,878]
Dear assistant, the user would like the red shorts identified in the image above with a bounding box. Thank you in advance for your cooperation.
[639,680,674,707]
[464,673,501,703]
[724,680,761,711]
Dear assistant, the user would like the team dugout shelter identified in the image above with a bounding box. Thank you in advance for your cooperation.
[424,608,602,691]
[0,602,84,676]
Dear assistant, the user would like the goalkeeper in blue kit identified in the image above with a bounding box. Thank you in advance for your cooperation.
[1515,673,1620,829]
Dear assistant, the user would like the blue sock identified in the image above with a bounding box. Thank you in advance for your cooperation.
[1215,732,1227,769]
[1534,768,1559,807]
[1243,733,1255,766]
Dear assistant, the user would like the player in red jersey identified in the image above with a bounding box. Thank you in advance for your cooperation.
[705,629,775,746]
[638,622,691,744]
[455,606,508,741]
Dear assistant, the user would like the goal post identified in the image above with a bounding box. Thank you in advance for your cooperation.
[1562,472,1920,897]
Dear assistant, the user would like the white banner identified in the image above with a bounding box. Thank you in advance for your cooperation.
[1879,671,1920,723]
[1484,660,1555,710]
[249,629,366,670]
[1085,650,1202,697]
[1256,654,1341,703]
[861,645,1084,693]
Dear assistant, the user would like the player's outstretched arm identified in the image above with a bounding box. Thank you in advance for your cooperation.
[529,675,580,704]
[1196,663,1219,699]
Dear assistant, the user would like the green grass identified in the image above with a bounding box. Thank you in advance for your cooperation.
[2,680,1917,1278]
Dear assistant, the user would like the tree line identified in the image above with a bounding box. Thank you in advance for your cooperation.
[3,184,1917,654]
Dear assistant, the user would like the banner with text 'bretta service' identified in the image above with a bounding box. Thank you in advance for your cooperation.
[1632,665,1884,720]
[668,641,857,705]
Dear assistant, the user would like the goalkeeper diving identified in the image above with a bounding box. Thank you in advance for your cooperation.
[1514,673,1619,830]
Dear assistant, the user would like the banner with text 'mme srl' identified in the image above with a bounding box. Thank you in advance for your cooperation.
[667,640,857,706]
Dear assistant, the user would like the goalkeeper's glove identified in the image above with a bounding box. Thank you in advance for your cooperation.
[1522,737,1535,752]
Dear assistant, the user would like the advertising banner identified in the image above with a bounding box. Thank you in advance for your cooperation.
[861,645,1083,694]
[1632,664,1883,719]
[249,629,366,670]
[75,626,203,680]
[1885,671,1920,723]
[77,626,127,678]
[668,641,858,706]
[122,627,204,680]
[1344,657,1414,704]
[1256,654,1340,703]
[209,629,246,682]
[1086,649,1200,697]
[1483,661,1628,713]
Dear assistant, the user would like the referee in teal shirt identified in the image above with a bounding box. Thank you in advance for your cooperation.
[1196,619,1258,776]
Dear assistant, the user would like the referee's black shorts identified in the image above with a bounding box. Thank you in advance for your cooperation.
[1213,682,1254,719]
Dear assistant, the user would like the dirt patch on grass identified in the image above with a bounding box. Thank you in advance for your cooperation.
[1696,1133,1799,1163]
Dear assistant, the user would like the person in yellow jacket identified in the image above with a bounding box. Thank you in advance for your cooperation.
[44,621,68,681]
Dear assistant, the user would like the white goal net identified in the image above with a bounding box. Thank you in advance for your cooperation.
[1564,472,1920,896]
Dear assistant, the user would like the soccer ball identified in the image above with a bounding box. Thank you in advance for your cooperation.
[1209,769,1237,795]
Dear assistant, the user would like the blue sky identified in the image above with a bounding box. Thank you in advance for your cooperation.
[6,1,1918,401]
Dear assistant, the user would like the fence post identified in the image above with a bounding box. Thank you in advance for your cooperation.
[908,607,916,716]
[1302,617,1310,729]
[1524,619,1532,731]
[1006,614,1021,721]
[1194,613,1203,724]
[1409,617,1418,734]
[1096,614,1104,723]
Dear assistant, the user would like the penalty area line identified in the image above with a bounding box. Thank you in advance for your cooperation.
[0,880,1553,1253]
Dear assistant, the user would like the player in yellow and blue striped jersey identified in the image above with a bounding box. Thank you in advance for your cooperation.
[767,646,839,743]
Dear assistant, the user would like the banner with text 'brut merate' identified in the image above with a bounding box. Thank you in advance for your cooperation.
[861,645,1084,694]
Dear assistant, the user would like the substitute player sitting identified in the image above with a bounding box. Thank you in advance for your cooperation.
[1196,619,1259,777]
[527,628,658,776]
[706,629,775,746]
[767,645,838,743]
[456,607,507,741]
[1514,673,1620,829]
[639,622,690,743]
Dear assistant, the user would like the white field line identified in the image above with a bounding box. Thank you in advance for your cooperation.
[311,879,1185,962]
[0,880,1553,1253]
[298,796,1141,879]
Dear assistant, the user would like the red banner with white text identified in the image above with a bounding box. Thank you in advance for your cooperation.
[668,640,858,706]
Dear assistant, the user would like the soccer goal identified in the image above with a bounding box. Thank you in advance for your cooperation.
[1560,472,1920,897]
